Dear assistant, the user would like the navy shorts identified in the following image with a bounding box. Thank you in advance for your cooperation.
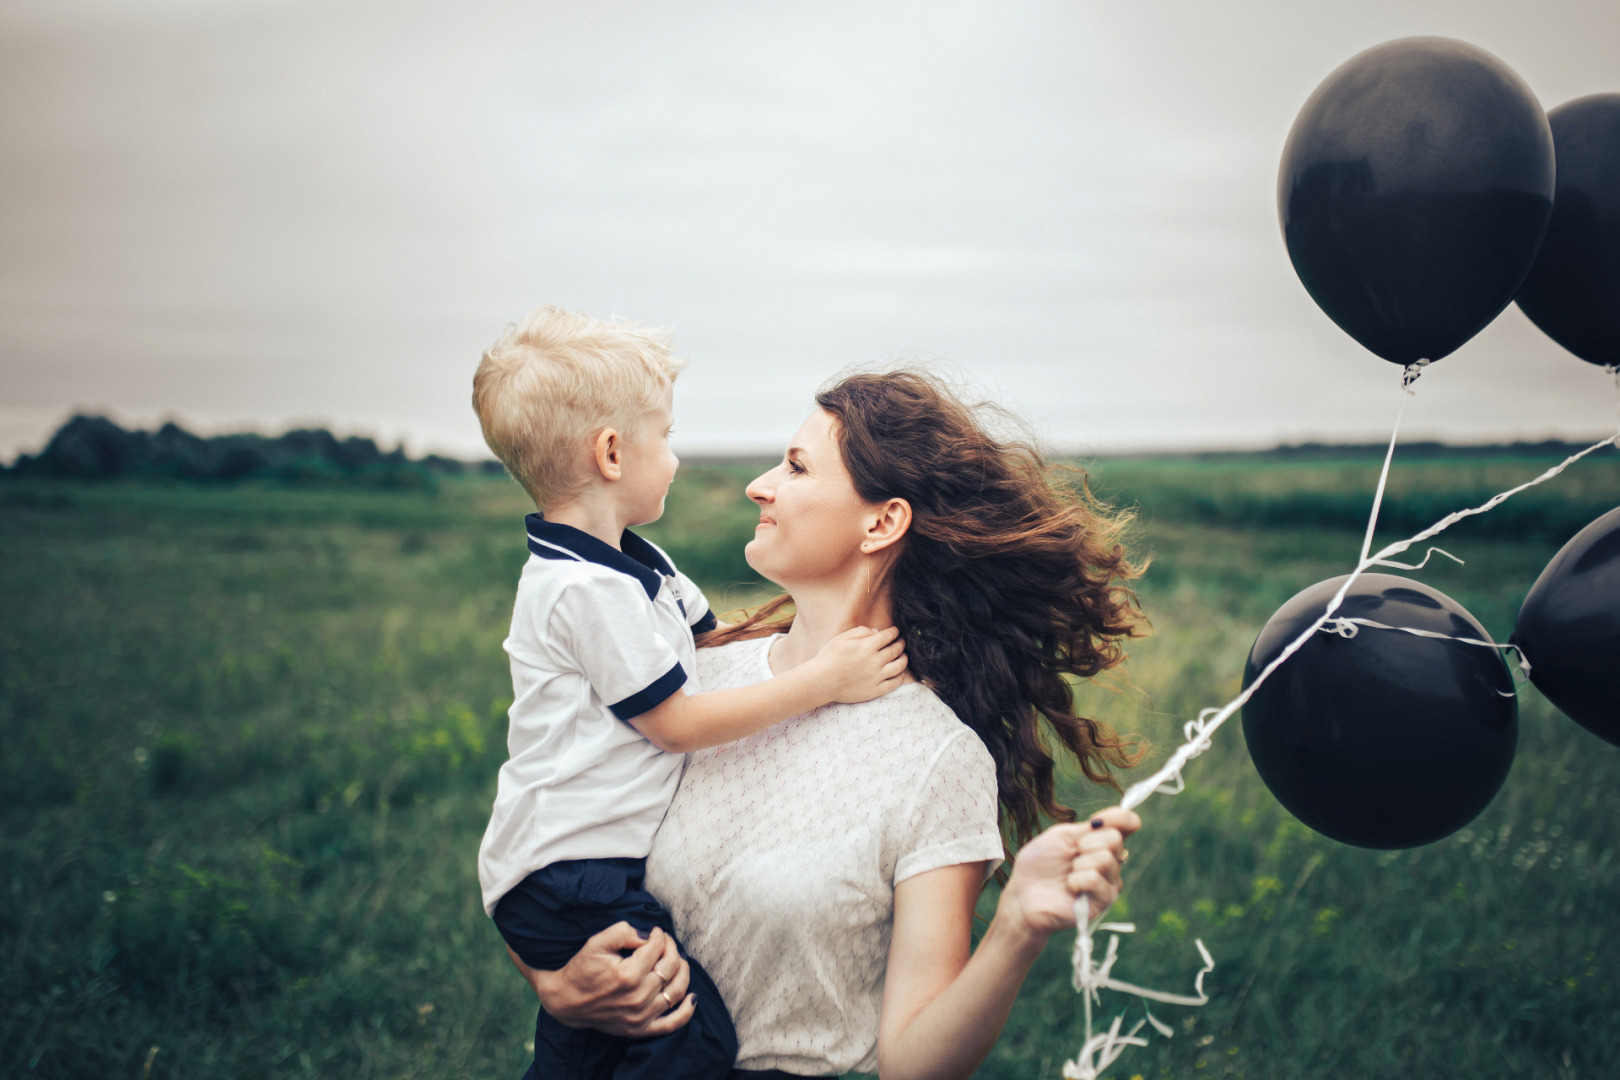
[495,857,738,1080]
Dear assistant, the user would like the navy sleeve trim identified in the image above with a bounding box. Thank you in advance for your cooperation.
[690,609,718,635]
[608,662,688,721]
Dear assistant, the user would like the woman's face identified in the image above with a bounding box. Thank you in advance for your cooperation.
[744,408,872,588]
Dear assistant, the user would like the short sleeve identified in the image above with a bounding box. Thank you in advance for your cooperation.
[894,729,1005,884]
[675,569,716,634]
[551,576,687,721]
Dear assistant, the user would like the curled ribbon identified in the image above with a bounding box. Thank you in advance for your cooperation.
[1062,897,1216,1080]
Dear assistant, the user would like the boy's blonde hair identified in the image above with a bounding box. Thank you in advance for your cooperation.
[473,306,684,507]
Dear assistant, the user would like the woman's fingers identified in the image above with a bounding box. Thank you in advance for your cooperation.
[635,991,697,1037]
[666,951,692,1002]
[619,924,693,1021]
[1082,849,1124,888]
[1066,866,1115,907]
[618,924,667,983]
[592,920,657,959]
[1068,849,1123,897]
[654,926,680,975]
[630,931,689,1021]
[1087,806,1143,839]
[648,943,691,1006]
[881,654,909,679]
[1067,858,1121,904]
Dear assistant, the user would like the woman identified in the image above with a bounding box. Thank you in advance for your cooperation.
[514,369,1146,1079]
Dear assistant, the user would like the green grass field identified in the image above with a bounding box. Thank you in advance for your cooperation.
[3,451,1618,1079]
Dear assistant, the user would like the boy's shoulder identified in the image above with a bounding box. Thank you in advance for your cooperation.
[515,515,712,635]
[523,514,676,598]
[514,542,653,624]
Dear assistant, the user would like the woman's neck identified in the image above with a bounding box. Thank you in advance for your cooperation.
[768,564,894,675]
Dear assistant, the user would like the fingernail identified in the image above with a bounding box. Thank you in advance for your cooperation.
[1090,817,1104,829]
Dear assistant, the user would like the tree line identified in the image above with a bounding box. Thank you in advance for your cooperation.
[3,414,502,487]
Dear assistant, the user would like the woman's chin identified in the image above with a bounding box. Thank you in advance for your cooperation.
[742,539,780,584]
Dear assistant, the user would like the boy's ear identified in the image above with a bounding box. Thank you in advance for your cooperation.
[593,428,623,482]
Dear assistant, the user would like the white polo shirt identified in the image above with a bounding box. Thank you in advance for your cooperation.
[477,514,716,915]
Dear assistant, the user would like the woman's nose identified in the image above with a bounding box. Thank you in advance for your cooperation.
[745,468,775,504]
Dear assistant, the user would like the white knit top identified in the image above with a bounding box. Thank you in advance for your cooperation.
[644,636,1005,1076]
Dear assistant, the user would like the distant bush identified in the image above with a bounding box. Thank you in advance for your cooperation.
[1090,450,1620,544]
[2,414,482,488]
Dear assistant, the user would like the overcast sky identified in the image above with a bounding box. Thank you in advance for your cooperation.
[2,0,1617,461]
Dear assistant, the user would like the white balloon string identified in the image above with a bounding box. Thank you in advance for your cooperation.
[1359,360,1425,565]
[1610,364,1620,430]
[1116,423,1617,816]
[1318,616,1532,681]
[1062,360,1620,1078]
[1064,896,1216,1080]
[1368,545,1464,571]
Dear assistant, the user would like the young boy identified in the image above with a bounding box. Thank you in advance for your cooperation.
[471,306,907,1080]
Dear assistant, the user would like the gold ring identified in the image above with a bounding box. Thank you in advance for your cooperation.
[654,966,670,989]
[659,988,676,1009]
[1121,848,1131,863]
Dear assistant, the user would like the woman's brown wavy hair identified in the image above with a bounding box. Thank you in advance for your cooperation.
[703,368,1147,857]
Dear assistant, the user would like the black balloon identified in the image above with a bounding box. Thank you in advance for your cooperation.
[1278,37,1555,365]
[1514,94,1620,368]
[1511,507,1620,746]
[1242,574,1518,849]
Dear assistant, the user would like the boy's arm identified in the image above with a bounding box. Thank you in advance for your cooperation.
[630,626,906,753]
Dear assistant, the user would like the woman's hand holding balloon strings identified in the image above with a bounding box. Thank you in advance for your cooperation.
[997,808,1139,939]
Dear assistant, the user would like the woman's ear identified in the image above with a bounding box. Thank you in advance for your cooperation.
[593,428,623,482]
[862,497,912,554]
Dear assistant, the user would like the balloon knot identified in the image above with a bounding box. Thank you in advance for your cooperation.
[1507,643,1532,678]
[1401,359,1431,391]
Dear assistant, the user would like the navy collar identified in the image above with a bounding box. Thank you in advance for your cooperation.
[524,514,673,601]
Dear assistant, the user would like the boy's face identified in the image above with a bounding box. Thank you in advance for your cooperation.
[619,382,679,527]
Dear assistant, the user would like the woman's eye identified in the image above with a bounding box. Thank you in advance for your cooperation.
[787,459,805,474]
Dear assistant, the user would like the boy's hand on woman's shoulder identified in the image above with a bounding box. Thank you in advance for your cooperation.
[815,625,909,704]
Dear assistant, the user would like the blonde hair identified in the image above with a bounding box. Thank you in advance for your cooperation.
[472,306,684,506]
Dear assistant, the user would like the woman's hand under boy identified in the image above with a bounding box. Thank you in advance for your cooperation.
[506,923,695,1037]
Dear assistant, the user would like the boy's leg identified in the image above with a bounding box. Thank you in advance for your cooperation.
[606,869,738,1080]
[494,861,635,1080]
[614,948,737,1080]
[495,857,738,1080]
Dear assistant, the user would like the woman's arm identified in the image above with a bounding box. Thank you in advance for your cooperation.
[875,807,1139,1080]
[506,922,696,1038]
